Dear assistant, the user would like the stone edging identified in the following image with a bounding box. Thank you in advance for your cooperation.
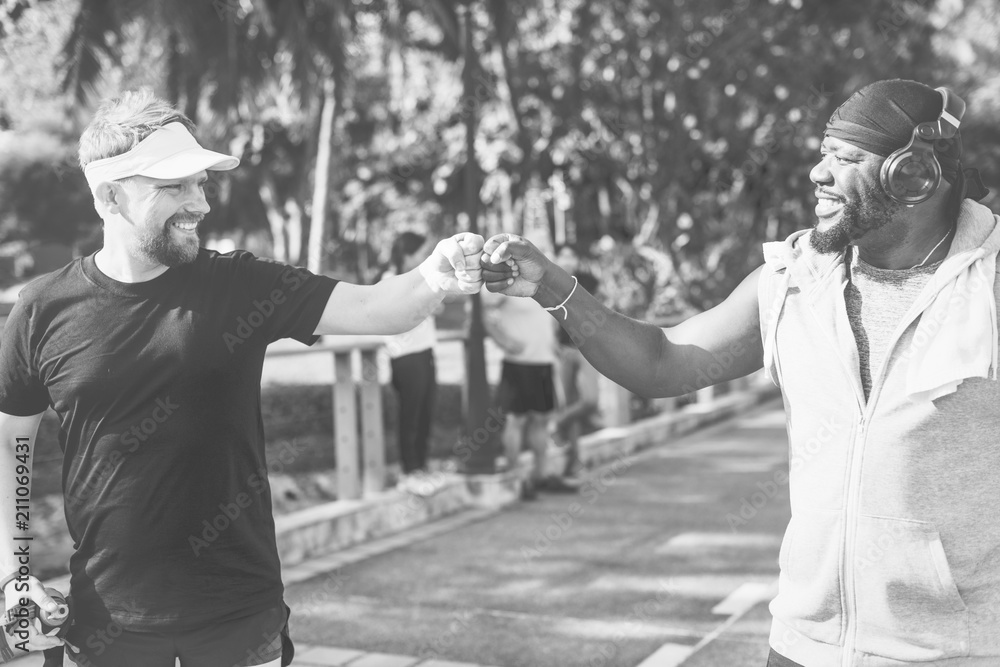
[274,378,781,568]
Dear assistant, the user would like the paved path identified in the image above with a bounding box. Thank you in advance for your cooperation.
[10,399,790,667]
[282,399,791,667]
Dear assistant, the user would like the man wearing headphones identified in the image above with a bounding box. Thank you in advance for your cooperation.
[0,90,483,666]
[480,79,1000,666]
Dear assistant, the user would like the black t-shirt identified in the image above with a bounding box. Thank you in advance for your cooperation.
[0,248,338,631]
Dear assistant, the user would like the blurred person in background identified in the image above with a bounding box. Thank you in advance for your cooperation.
[381,232,440,496]
[482,287,557,500]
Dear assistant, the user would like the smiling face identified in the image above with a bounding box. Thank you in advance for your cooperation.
[808,136,904,254]
[115,171,211,267]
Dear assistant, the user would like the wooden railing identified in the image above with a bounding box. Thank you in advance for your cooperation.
[261,329,760,500]
[266,336,386,501]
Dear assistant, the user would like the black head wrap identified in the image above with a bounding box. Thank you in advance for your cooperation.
[825,79,989,201]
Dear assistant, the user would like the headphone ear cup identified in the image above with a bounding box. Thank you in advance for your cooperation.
[880,147,941,204]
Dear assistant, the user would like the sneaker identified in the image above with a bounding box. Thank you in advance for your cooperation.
[401,470,445,497]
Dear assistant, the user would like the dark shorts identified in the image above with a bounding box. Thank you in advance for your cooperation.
[766,648,804,667]
[498,361,555,415]
[64,603,292,667]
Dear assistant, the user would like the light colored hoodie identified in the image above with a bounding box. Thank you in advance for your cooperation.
[757,199,1000,666]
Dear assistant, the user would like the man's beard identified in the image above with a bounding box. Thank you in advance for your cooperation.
[134,214,201,267]
[809,181,903,254]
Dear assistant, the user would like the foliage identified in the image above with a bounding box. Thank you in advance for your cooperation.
[1,0,998,313]
[0,129,96,246]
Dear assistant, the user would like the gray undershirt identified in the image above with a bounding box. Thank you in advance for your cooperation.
[844,245,942,401]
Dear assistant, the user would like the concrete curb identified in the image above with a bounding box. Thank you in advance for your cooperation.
[275,475,475,566]
[574,379,781,472]
[274,377,781,568]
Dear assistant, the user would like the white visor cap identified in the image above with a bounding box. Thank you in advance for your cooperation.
[83,122,240,191]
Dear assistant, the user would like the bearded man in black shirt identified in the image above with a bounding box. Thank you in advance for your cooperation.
[0,90,484,667]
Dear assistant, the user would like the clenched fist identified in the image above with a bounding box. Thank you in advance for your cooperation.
[479,234,549,297]
[419,232,485,295]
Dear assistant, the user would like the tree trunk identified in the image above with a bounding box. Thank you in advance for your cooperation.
[308,73,337,275]
[459,1,498,475]
[287,199,303,265]
[386,0,405,117]
[259,181,287,262]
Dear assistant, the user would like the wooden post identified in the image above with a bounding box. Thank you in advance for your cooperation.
[458,0,500,475]
[334,351,360,500]
[359,348,385,495]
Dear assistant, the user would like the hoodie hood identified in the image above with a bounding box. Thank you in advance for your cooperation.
[762,198,1000,402]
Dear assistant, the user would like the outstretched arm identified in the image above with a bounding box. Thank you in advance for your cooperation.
[480,234,764,398]
[314,233,484,336]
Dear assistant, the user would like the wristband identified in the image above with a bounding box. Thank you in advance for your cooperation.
[544,276,578,321]
[417,256,445,294]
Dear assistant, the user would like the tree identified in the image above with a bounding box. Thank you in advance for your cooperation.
[5,0,994,311]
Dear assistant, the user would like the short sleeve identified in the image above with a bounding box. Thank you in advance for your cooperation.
[0,297,50,416]
[238,254,340,345]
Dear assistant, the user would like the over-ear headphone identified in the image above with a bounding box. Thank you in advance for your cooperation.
[879,87,965,205]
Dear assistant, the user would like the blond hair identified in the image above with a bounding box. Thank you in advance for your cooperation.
[78,89,196,169]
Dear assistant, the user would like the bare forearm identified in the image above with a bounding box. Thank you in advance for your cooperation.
[316,271,444,336]
[378,270,444,333]
[533,264,764,397]
[533,269,672,397]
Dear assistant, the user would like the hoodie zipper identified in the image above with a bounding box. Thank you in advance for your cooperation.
[840,412,866,667]
[839,264,958,667]
[802,278,867,666]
